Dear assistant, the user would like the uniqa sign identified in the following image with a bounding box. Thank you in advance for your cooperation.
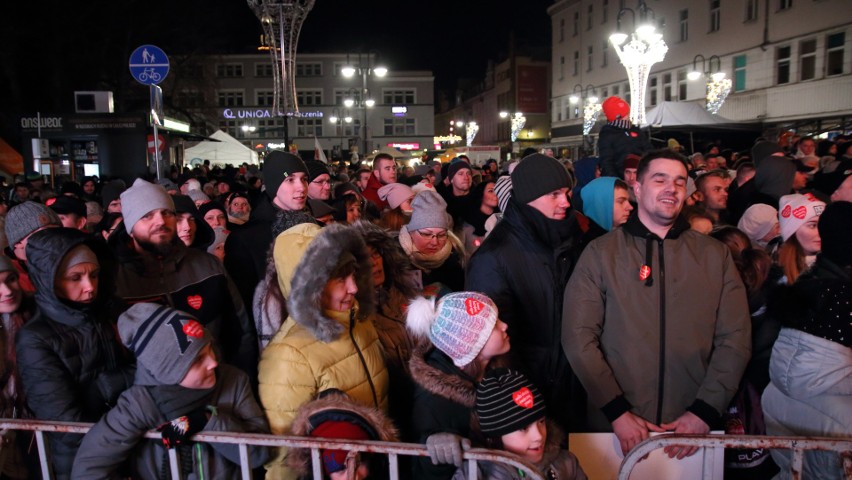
[222,109,324,119]
[21,116,63,129]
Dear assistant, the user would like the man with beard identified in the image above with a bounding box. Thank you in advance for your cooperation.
[110,179,257,378]
[225,192,251,226]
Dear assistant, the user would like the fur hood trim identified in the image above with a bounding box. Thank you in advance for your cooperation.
[288,224,375,343]
[285,392,399,476]
[348,220,419,299]
[409,341,476,408]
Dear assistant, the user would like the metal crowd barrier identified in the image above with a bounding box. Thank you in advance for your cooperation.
[0,419,544,480]
[617,434,852,480]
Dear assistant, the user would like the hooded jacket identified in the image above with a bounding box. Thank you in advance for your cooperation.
[466,197,584,431]
[563,214,751,430]
[72,365,271,480]
[752,156,795,205]
[285,392,399,478]
[16,228,134,479]
[258,224,388,478]
[361,174,390,210]
[109,227,257,378]
[597,121,648,178]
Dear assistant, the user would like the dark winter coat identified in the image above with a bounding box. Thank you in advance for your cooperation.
[109,228,257,380]
[16,228,134,480]
[223,195,278,308]
[597,122,648,178]
[409,343,478,480]
[466,198,584,431]
[71,365,271,480]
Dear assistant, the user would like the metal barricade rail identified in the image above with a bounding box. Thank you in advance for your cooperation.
[0,419,544,480]
[617,434,852,480]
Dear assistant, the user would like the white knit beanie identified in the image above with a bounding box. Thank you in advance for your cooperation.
[778,193,826,242]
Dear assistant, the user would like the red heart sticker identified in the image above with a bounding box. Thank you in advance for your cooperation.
[182,320,204,338]
[465,298,484,316]
[792,206,807,219]
[187,295,203,310]
[781,205,791,218]
[512,387,534,409]
[639,265,651,281]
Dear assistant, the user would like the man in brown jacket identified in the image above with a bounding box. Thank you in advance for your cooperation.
[563,149,751,460]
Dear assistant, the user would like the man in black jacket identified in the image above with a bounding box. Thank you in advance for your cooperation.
[597,96,649,178]
[466,153,584,431]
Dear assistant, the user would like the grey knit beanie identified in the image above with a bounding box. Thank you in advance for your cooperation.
[187,190,210,205]
[5,201,61,247]
[118,303,212,385]
[511,154,570,204]
[406,190,449,231]
[121,179,175,234]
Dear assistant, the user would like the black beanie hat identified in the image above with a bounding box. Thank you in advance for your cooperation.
[263,151,308,200]
[305,159,331,182]
[511,153,570,204]
[170,194,197,214]
[476,368,546,437]
[751,141,784,166]
[818,201,852,268]
[447,158,472,181]
[199,200,226,218]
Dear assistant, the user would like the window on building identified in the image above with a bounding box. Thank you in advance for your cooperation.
[382,89,415,104]
[613,85,620,96]
[779,0,792,10]
[777,45,791,84]
[560,18,565,42]
[587,45,594,72]
[799,38,817,81]
[602,41,609,67]
[625,88,631,105]
[745,0,758,21]
[710,0,721,32]
[216,64,243,78]
[560,56,565,79]
[255,63,274,77]
[384,118,416,136]
[650,76,658,106]
[217,91,244,107]
[296,118,323,137]
[587,4,593,30]
[342,119,361,137]
[826,32,845,76]
[183,64,203,78]
[677,70,688,100]
[256,90,274,106]
[297,89,323,106]
[573,11,579,36]
[335,89,362,105]
[663,73,672,101]
[658,17,666,30]
[219,120,239,138]
[296,62,322,77]
[573,51,579,76]
[679,9,689,42]
[602,0,608,23]
[734,55,747,91]
[258,118,281,139]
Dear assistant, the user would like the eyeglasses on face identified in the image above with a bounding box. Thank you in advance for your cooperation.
[311,179,331,186]
[415,229,448,241]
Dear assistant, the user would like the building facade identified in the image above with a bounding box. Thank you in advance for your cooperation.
[173,52,435,160]
[549,0,852,149]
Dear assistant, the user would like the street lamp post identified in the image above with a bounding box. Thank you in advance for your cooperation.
[341,52,387,157]
[688,54,732,114]
[609,0,668,126]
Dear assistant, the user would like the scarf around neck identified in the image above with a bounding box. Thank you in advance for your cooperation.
[398,227,453,271]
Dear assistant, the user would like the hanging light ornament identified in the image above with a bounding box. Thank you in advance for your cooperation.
[510,113,526,142]
[706,77,732,114]
[466,121,479,146]
[583,103,602,135]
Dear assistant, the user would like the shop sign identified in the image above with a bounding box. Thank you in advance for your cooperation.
[21,116,63,129]
[387,142,419,150]
[222,108,324,119]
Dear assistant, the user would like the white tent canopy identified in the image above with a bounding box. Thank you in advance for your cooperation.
[185,130,259,166]
[641,102,736,128]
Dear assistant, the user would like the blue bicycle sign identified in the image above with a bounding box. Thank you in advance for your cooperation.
[129,45,169,85]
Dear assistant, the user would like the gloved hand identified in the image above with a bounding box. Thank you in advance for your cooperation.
[426,432,471,467]
[157,407,214,449]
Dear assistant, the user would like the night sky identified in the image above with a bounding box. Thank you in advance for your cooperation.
[0,0,552,138]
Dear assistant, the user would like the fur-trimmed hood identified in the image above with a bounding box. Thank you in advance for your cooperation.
[287,223,375,343]
[409,341,476,408]
[347,220,419,299]
[285,391,399,477]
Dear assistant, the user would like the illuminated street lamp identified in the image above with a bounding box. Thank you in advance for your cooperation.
[341,51,387,155]
[609,0,668,125]
[688,54,731,114]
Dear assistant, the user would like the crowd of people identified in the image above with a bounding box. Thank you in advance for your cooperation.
[0,96,849,479]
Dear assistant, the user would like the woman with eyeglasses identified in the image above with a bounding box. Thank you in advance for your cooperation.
[398,190,466,292]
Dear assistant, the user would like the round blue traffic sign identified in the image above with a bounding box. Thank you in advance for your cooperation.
[129,44,169,85]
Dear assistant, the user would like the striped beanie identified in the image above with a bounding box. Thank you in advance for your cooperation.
[476,368,546,437]
[406,292,498,367]
[493,175,513,213]
[118,303,212,385]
